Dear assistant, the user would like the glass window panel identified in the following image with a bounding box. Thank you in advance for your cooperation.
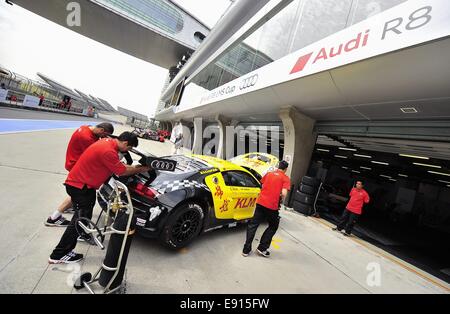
[349,0,408,26]
[291,0,353,52]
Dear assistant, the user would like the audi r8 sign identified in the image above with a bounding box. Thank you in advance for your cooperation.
[178,0,450,112]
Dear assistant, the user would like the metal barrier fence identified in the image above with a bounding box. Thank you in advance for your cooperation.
[0,88,94,117]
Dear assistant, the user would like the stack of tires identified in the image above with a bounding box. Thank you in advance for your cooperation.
[293,176,320,216]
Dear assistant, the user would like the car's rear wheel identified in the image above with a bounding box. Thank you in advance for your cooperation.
[160,203,204,249]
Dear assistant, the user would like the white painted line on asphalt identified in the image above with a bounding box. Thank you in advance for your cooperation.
[0,127,79,135]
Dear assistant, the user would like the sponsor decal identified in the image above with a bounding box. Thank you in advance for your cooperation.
[214,185,224,199]
[234,198,257,209]
[200,168,219,175]
[220,199,229,212]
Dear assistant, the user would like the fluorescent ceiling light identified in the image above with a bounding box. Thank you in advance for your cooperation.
[389,179,397,182]
[352,170,361,173]
[371,161,389,165]
[398,174,408,177]
[438,180,450,184]
[413,162,441,169]
[428,171,450,177]
[339,147,357,151]
[360,166,372,170]
[354,154,372,158]
[400,107,418,114]
[334,155,348,159]
[380,175,392,179]
[399,154,429,160]
[342,166,349,169]
[317,148,330,152]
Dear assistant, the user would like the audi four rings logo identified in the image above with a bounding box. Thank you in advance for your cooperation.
[239,74,258,90]
[150,160,176,171]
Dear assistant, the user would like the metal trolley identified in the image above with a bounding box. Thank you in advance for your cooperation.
[74,179,135,294]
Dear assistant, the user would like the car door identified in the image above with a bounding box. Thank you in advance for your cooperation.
[204,172,235,220]
[221,170,261,220]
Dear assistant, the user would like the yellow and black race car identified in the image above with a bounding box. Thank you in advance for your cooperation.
[98,153,263,249]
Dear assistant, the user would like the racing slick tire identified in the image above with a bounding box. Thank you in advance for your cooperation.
[298,184,315,195]
[301,176,319,188]
[294,191,314,205]
[159,203,204,249]
[293,201,312,216]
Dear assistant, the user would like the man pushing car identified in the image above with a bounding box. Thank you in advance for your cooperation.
[48,132,150,264]
[45,123,114,227]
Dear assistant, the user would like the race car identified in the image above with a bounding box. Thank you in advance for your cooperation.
[229,152,279,180]
[133,128,165,142]
[98,152,262,249]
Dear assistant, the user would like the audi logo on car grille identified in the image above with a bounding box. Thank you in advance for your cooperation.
[239,74,258,90]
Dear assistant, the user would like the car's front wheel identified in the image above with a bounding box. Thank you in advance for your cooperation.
[160,203,204,249]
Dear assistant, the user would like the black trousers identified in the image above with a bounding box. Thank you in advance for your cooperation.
[336,208,360,234]
[50,185,96,259]
[244,204,280,252]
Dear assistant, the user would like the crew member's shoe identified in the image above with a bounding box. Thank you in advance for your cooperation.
[48,251,84,264]
[332,227,341,232]
[256,249,270,258]
[343,232,351,237]
[45,216,70,227]
[242,248,251,257]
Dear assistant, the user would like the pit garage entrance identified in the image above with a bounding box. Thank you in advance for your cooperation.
[296,120,450,283]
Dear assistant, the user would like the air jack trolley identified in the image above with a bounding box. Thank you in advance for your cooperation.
[73,179,136,294]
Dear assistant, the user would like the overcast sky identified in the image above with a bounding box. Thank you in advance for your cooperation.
[0,0,232,118]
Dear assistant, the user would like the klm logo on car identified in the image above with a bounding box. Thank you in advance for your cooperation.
[290,5,432,75]
[234,198,257,209]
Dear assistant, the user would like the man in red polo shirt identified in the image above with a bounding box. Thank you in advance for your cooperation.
[242,160,291,258]
[49,132,150,264]
[333,180,370,236]
[45,123,114,227]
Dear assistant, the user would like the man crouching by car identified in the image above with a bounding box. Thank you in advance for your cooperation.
[48,132,150,264]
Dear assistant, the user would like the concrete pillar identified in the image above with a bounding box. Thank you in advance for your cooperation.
[192,117,204,155]
[215,114,232,159]
[179,120,192,150]
[279,107,317,188]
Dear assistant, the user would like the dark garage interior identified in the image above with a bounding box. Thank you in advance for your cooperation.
[298,133,450,283]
